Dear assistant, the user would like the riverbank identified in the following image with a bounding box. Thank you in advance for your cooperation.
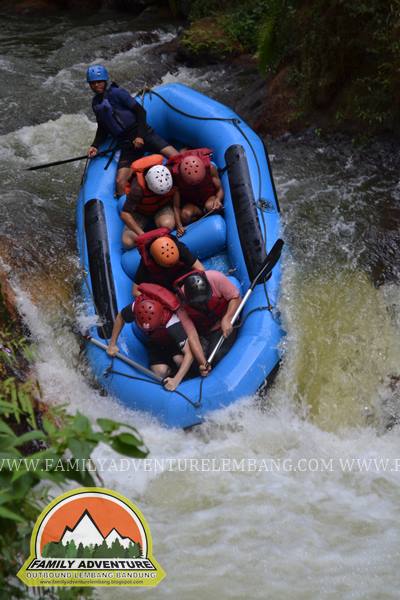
[3,0,397,139]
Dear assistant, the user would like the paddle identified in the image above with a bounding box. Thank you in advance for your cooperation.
[206,238,284,366]
[26,148,118,171]
[84,334,163,383]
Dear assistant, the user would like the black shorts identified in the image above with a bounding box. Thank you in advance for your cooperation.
[118,127,170,169]
[147,322,187,367]
[200,327,238,365]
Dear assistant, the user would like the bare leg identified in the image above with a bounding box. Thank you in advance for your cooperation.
[151,364,171,378]
[161,145,178,158]
[121,214,149,249]
[155,205,176,230]
[181,204,203,225]
[122,228,140,249]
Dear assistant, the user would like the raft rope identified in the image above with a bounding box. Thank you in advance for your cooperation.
[105,362,203,409]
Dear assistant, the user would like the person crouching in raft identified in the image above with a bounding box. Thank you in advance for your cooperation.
[86,64,177,197]
[175,270,241,365]
[106,283,210,391]
[133,228,204,296]
[121,154,181,249]
[168,148,224,225]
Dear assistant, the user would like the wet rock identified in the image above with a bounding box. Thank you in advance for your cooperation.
[0,263,19,325]
[254,66,302,137]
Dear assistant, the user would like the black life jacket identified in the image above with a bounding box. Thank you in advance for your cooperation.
[92,83,137,139]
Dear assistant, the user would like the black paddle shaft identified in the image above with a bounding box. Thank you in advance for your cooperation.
[26,148,119,171]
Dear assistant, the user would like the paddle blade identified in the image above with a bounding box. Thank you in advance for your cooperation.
[251,238,284,289]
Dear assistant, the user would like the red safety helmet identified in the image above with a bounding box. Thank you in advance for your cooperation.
[133,296,165,331]
[180,155,206,185]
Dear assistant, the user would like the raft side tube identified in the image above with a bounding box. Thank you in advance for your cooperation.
[226,145,267,281]
[261,138,281,214]
[85,199,118,339]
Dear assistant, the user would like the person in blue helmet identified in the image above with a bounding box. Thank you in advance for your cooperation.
[86,64,177,196]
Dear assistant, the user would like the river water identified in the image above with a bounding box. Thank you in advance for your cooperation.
[1,9,400,600]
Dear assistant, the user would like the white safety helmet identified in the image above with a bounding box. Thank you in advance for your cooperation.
[145,165,173,195]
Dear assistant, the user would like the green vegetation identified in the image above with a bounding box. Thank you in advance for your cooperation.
[0,282,148,598]
[180,16,243,63]
[42,539,142,559]
[178,0,400,135]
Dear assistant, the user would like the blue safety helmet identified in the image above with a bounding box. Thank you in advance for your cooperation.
[86,65,109,83]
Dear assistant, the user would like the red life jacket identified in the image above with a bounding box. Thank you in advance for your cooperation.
[125,154,175,216]
[174,270,228,333]
[134,283,181,344]
[135,228,189,290]
[168,148,217,208]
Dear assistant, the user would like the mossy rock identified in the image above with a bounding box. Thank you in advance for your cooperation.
[177,17,244,66]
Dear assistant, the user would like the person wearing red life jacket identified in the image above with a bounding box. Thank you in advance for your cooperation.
[175,270,241,365]
[168,148,224,225]
[106,283,210,391]
[133,228,204,297]
[121,154,182,249]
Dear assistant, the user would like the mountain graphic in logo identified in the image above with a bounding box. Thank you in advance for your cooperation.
[42,509,142,558]
[60,509,135,548]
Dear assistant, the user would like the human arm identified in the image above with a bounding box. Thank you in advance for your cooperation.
[133,101,147,135]
[118,89,147,136]
[177,308,211,376]
[207,270,241,337]
[163,342,194,391]
[192,259,204,271]
[220,296,241,337]
[173,190,185,237]
[90,123,108,153]
[206,165,224,210]
[116,89,147,143]
[121,185,145,235]
[132,261,146,297]
[121,211,145,237]
[107,312,125,356]
[132,283,141,297]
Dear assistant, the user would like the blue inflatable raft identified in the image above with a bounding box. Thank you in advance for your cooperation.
[77,83,283,428]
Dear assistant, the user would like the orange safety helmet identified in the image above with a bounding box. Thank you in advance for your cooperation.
[180,155,206,185]
[150,236,179,267]
[133,296,165,331]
